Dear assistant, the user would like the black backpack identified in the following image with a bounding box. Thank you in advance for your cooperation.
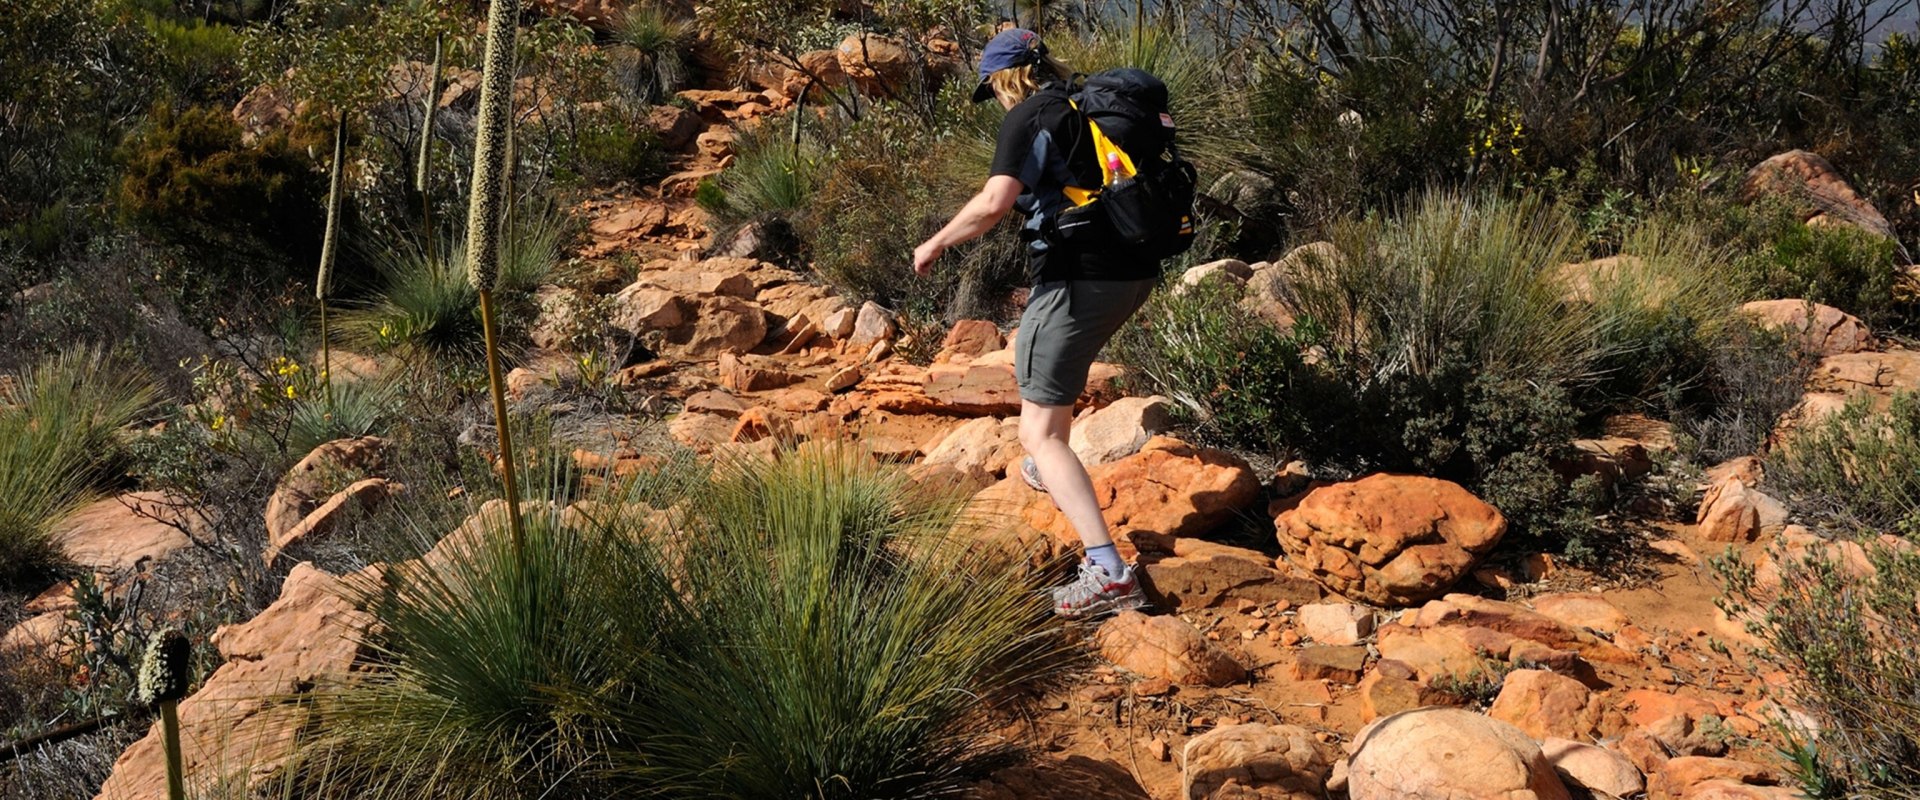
[1051,69,1198,259]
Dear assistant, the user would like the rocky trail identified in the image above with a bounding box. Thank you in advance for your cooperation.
[8,82,1918,800]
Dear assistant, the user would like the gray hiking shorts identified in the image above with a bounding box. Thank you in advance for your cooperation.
[1015,278,1157,407]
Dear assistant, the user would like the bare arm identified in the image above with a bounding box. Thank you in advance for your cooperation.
[914,175,1023,275]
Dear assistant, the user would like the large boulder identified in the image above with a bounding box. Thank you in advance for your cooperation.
[263,477,405,565]
[95,563,374,800]
[645,103,703,150]
[1740,150,1893,238]
[835,33,917,95]
[1808,350,1920,400]
[51,492,200,573]
[1487,669,1603,741]
[974,437,1261,560]
[1738,299,1875,355]
[970,756,1153,800]
[1275,475,1506,606]
[1346,708,1573,800]
[1095,610,1247,686]
[660,295,768,357]
[1541,738,1644,799]
[1648,757,1785,800]
[1296,602,1375,645]
[1070,395,1173,466]
[265,437,390,547]
[1695,478,1789,543]
[919,416,1021,484]
[1182,723,1335,799]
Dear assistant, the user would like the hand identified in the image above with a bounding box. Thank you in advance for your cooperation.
[912,240,944,276]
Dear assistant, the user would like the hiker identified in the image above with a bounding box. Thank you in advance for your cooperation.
[914,27,1188,618]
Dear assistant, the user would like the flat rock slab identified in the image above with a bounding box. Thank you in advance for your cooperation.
[52,492,199,573]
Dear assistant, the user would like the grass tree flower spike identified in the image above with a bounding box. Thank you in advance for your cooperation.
[464,0,525,553]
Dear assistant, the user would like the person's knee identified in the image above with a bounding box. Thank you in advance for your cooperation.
[1019,403,1071,451]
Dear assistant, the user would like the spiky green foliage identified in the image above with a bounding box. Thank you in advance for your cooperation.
[344,205,565,362]
[285,374,400,457]
[612,3,693,105]
[0,348,158,585]
[291,446,1061,799]
[1768,391,1920,535]
[1047,24,1253,176]
[697,118,822,227]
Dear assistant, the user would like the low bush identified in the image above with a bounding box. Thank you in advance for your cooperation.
[1717,541,1920,796]
[1115,192,1732,551]
[1665,189,1906,325]
[0,348,158,586]
[114,103,326,266]
[1672,319,1820,465]
[290,445,1062,798]
[561,113,667,186]
[1110,279,1320,452]
[796,91,1027,323]
[1767,392,1920,536]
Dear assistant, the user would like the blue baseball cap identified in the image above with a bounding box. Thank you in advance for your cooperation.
[972,28,1048,103]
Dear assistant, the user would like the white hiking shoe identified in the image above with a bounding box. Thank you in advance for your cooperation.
[1051,561,1148,619]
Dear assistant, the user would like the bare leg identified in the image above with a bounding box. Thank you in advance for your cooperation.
[1018,399,1113,550]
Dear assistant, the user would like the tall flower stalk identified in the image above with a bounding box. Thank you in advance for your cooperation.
[416,33,442,265]
[464,0,525,555]
[317,113,348,409]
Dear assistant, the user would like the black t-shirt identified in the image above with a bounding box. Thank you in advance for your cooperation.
[989,84,1160,283]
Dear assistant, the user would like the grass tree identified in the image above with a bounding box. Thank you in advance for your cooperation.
[464,0,525,551]
[288,446,1065,798]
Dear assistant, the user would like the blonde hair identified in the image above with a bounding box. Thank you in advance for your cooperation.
[988,53,1072,105]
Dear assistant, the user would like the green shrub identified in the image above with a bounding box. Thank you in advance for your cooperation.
[1116,192,1730,548]
[1717,541,1920,796]
[114,103,325,262]
[563,114,667,186]
[1673,318,1819,465]
[1247,36,1476,233]
[1668,190,1904,324]
[1738,219,1901,325]
[294,445,1061,798]
[1767,392,1920,536]
[1110,279,1319,455]
[798,95,1028,322]
[344,203,569,362]
[283,374,401,457]
[1048,24,1254,178]
[0,348,158,586]
[1581,219,1740,408]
